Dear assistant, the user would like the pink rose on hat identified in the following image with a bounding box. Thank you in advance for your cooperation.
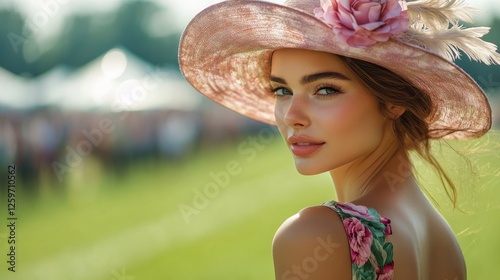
[344,217,373,267]
[314,0,409,46]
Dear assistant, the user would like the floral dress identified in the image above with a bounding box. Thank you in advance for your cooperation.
[323,201,394,280]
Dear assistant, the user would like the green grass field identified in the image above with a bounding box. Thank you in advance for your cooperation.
[1,132,499,279]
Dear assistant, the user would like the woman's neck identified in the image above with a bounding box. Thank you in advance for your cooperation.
[329,139,414,203]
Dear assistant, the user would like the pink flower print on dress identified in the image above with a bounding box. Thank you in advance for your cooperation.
[376,262,394,280]
[343,217,373,267]
[314,0,409,47]
[380,216,392,235]
[336,202,376,221]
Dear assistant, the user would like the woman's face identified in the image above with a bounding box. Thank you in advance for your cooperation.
[271,49,393,175]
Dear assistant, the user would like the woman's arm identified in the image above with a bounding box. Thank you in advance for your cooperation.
[272,206,352,280]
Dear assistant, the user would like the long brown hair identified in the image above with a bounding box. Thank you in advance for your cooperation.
[338,56,459,207]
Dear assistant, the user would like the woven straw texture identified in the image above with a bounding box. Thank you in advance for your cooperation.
[179,0,492,139]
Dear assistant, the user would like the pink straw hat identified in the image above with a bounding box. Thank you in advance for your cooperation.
[179,0,500,139]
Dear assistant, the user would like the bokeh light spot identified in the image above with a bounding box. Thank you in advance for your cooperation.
[101,48,127,79]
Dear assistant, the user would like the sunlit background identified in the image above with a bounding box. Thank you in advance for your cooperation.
[0,0,500,279]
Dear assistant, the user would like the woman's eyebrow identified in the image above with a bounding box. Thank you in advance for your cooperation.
[301,71,350,84]
[270,71,350,85]
[270,76,287,84]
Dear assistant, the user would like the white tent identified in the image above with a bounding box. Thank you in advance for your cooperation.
[0,47,202,112]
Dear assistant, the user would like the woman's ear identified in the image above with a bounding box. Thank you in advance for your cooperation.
[386,103,406,120]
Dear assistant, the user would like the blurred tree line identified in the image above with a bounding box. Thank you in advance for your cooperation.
[455,17,500,90]
[0,0,180,77]
[0,0,499,88]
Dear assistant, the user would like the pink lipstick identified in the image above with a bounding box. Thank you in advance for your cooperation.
[288,135,325,157]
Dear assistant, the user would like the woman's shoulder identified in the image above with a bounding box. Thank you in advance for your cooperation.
[273,205,349,244]
[272,205,352,279]
[273,202,395,280]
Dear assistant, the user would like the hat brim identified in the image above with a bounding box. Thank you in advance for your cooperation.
[179,0,491,139]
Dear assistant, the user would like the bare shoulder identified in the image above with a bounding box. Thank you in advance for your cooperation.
[272,205,351,280]
[427,211,467,280]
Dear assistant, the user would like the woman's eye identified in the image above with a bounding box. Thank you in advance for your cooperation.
[272,87,292,96]
[316,87,339,96]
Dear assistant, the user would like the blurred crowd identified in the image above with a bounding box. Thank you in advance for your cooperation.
[1,93,499,192]
[0,107,270,189]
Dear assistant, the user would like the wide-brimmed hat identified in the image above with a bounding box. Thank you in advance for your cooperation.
[179,0,500,139]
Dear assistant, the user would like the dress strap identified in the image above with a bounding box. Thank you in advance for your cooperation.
[323,201,394,280]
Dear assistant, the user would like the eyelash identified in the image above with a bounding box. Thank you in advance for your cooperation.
[315,84,343,98]
[270,84,343,98]
[270,87,291,97]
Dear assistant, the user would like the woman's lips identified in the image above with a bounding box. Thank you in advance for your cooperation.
[290,142,325,157]
[288,135,325,157]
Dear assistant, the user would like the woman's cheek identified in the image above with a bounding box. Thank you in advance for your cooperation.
[320,97,383,152]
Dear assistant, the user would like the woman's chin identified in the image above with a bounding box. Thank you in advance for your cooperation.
[294,164,326,176]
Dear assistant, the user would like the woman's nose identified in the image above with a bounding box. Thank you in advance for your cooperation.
[283,95,310,128]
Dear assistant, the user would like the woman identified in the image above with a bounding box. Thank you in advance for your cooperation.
[179,0,500,279]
